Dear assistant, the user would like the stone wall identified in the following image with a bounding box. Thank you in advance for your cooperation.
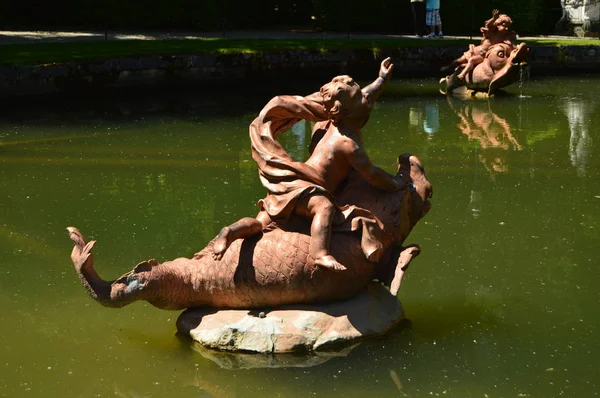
[1,45,600,98]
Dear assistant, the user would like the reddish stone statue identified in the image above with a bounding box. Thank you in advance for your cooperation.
[440,10,529,96]
[67,59,432,312]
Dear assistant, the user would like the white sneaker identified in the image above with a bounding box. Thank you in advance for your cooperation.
[437,31,444,37]
[426,32,436,38]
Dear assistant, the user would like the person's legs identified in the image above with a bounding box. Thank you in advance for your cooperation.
[434,9,443,36]
[296,194,346,271]
[425,9,436,37]
[412,1,426,36]
[211,212,271,260]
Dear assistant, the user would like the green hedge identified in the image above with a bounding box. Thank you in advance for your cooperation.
[0,0,563,35]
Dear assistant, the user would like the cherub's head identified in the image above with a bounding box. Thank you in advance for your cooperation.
[319,75,372,126]
[494,14,512,32]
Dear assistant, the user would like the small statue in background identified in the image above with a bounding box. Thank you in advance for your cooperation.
[440,10,529,96]
[442,10,518,79]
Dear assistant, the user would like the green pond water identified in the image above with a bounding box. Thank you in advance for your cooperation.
[0,75,599,397]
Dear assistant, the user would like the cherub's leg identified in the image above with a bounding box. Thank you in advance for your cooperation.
[297,194,346,272]
[211,212,271,260]
[457,56,482,80]
[440,55,466,72]
[457,61,474,80]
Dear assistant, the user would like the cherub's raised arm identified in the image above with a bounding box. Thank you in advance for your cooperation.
[361,57,394,104]
[482,9,500,31]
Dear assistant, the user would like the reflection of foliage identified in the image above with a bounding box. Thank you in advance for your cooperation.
[525,127,559,146]
[457,138,485,152]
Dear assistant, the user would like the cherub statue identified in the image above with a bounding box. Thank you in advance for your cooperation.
[210,58,407,272]
[442,9,518,80]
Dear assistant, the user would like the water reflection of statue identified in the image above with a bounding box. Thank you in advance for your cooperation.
[448,98,522,176]
[446,98,520,218]
[563,99,593,177]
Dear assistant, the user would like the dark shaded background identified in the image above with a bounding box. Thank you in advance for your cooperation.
[0,0,563,36]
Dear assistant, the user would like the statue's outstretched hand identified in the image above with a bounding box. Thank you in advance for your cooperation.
[492,9,500,18]
[379,57,394,81]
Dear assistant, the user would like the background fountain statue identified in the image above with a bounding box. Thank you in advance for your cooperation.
[555,0,600,37]
[440,10,529,96]
[67,59,433,352]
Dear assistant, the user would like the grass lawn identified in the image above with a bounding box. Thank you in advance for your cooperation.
[1,37,599,66]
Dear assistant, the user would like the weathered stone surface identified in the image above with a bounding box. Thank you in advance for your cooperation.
[176,283,404,353]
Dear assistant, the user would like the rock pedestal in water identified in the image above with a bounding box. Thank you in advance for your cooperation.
[176,283,403,353]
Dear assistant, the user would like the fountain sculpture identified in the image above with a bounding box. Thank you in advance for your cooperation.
[67,58,432,352]
[440,10,529,96]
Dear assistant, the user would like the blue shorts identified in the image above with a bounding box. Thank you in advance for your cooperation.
[426,9,441,26]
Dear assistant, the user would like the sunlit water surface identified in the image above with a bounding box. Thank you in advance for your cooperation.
[0,76,599,397]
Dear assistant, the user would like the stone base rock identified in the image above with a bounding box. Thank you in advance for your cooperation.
[176,282,403,353]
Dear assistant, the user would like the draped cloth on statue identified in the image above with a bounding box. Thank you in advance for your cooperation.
[249,95,387,263]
